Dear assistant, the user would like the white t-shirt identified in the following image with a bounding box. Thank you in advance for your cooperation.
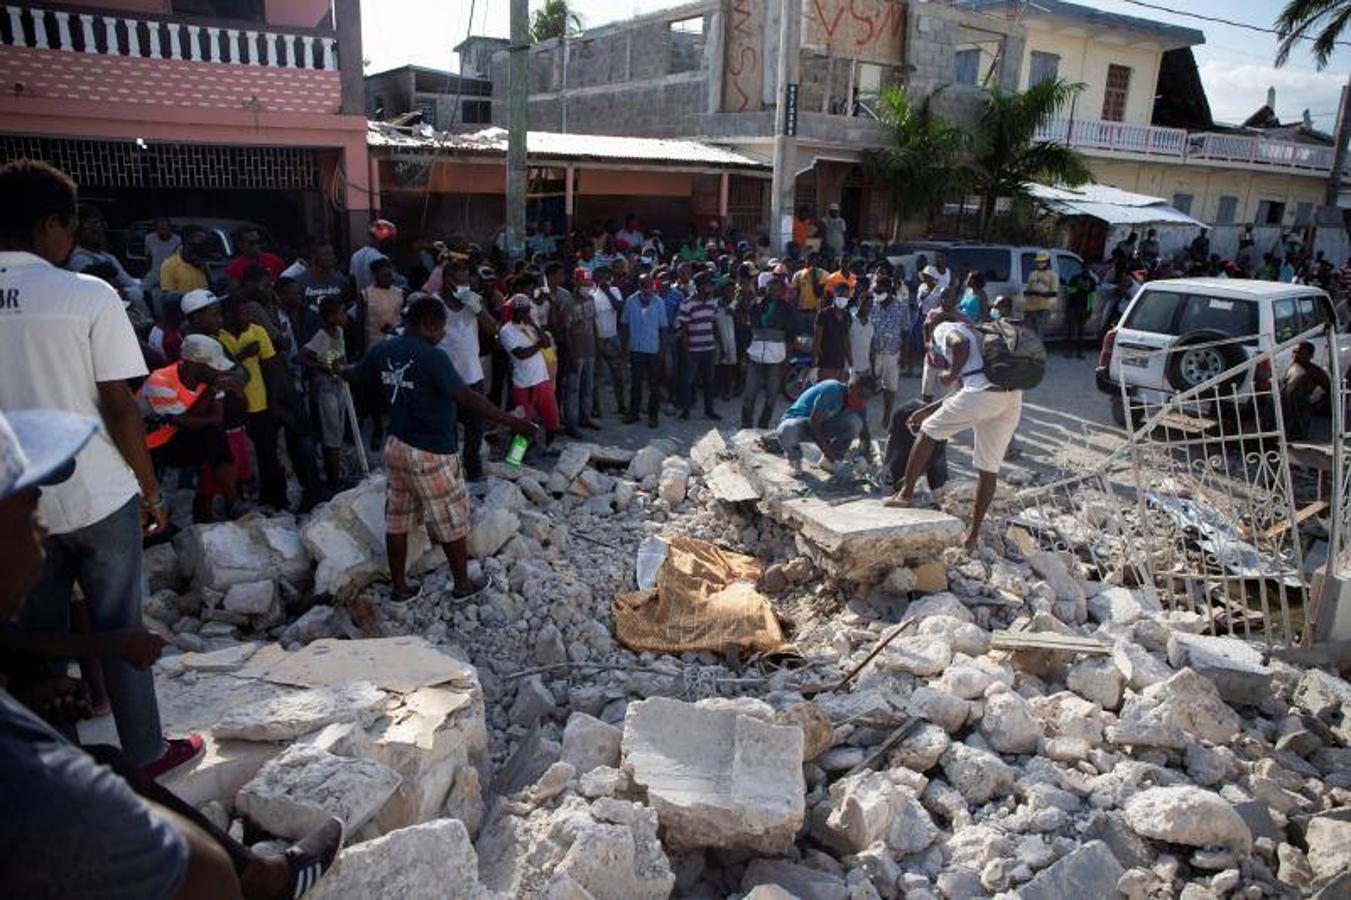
[437,293,485,385]
[849,315,875,373]
[0,252,148,534]
[591,286,620,340]
[499,321,550,388]
[932,320,992,391]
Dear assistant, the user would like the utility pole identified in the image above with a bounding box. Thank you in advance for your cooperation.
[506,0,529,259]
[1325,74,1351,209]
[769,0,802,255]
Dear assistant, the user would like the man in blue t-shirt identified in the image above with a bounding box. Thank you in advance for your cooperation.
[342,294,537,602]
[777,373,877,472]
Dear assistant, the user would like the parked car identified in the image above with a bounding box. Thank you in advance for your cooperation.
[885,242,1087,337]
[122,217,274,280]
[1096,278,1351,427]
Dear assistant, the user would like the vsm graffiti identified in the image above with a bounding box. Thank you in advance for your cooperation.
[810,0,906,54]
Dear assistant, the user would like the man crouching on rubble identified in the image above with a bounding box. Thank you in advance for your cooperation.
[0,407,344,899]
[776,372,878,474]
[885,296,1023,551]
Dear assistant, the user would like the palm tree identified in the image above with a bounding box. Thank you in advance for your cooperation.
[1275,0,1351,69]
[867,86,970,236]
[968,77,1093,238]
[531,0,581,43]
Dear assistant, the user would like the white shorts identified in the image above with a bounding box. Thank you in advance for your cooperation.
[873,352,901,393]
[921,388,1023,473]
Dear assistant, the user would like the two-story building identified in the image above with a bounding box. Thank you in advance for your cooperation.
[960,0,1349,262]
[365,64,493,130]
[0,0,372,252]
[489,0,1027,242]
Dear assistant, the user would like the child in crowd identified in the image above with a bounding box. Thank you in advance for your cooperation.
[148,294,185,365]
[301,295,351,489]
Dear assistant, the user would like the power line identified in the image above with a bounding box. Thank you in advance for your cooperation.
[1116,0,1351,49]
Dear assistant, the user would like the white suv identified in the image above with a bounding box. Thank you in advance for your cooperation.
[1096,278,1351,426]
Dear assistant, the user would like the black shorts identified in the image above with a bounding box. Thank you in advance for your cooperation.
[154,425,232,470]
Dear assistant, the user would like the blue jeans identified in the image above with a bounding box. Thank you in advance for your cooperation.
[778,410,863,462]
[562,357,596,427]
[21,497,164,765]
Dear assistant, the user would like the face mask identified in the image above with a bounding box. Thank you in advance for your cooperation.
[455,286,472,300]
[834,296,849,309]
[990,308,1002,321]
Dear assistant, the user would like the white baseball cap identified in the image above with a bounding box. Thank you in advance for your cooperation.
[0,408,98,501]
[180,334,235,372]
[180,289,221,317]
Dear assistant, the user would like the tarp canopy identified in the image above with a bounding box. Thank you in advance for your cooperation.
[1028,182,1205,227]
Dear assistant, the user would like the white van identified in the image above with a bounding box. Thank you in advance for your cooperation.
[886,243,1087,336]
[1096,277,1351,425]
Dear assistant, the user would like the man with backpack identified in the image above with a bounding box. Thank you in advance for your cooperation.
[883,296,1043,550]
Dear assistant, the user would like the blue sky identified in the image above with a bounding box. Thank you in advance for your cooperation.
[361,0,1350,131]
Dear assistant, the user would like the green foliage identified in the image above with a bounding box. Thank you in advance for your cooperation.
[531,0,581,43]
[967,78,1093,238]
[1275,0,1351,69]
[867,85,970,236]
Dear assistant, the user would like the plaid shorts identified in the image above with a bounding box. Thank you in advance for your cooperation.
[384,436,470,543]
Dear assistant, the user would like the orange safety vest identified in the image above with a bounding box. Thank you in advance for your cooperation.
[139,363,206,450]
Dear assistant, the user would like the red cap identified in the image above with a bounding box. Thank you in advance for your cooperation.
[573,266,594,285]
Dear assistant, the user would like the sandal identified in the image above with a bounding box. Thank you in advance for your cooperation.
[283,816,344,898]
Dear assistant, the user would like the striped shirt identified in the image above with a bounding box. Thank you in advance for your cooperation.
[676,295,720,353]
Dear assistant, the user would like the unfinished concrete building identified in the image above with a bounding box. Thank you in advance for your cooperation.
[491,0,1025,239]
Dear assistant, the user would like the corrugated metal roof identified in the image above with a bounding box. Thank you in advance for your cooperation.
[368,124,770,170]
[1028,182,1204,227]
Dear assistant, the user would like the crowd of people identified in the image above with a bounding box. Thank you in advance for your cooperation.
[2,152,1350,896]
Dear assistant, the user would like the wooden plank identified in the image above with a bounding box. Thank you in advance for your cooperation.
[991,629,1113,655]
[844,717,920,778]
[1262,501,1327,542]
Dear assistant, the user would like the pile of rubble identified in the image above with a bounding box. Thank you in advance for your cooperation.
[119,431,1351,899]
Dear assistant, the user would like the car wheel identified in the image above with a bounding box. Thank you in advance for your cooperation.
[1164,329,1247,394]
[1110,395,1127,428]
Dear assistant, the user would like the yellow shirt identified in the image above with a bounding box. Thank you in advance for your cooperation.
[218,324,275,414]
[1024,268,1059,313]
[792,267,829,310]
[159,253,209,294]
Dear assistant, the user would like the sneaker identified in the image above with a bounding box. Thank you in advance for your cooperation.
[284,816,345,898]
[579,420,601,431]
[144,734,206,780]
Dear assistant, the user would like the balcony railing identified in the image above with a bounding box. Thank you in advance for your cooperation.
[1036,116,1348,177]
[1188,132,1336,172]
[1036,117,1187,157]
[0,4,337,70]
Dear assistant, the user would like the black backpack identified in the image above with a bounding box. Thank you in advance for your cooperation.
[976,319,1045,390]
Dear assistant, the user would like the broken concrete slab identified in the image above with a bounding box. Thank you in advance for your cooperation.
[1303,809,1351,883]
[823,770,938,855]
[621,696,805,854]
[1018,840,1124,900]
[689,429,728,474]
[560,712,622,775]
[940,742,1017,805]
[175,513,311,592]
[774,496,964,582]
[1166,632,1273,708]
[1088,586,1160,626]
[706,462,760,503]
[307,817,487,900]
[1122,786,1252,853]
[741,858,847,900]
[1293,669,1351,743]
[236,744,402,840]
[476,794,674,899]
[1108,668,1242,749]
[212,681,387,742]
[255,636,476,694]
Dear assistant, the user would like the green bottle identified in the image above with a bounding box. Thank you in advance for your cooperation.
[505,434,529,468]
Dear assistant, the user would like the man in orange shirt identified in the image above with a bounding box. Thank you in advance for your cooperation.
[140,334,238,521]
[792,205,815,249]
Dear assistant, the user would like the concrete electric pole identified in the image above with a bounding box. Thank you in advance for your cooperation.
[506,0,529,257]
[1325,74,1351,209]
[769,0,802,255]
